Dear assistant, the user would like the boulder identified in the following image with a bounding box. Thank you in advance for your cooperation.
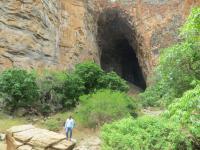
[6,125,76,150]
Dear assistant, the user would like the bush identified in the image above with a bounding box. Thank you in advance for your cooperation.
[73,61,129,93]
[37,62,129,114]
[62,73,85,108]
[158,42,200,97]
[37,70,85,113]
[101,116,193,150]
[140,8,200,106]
[37,71,67,115]
[76,89,137,128]
[140,80,178,107]
[180,7,200,43]
[0,69,39,112]
[97,72,129,92]
[164,84,200,147]
[74,61,104,94]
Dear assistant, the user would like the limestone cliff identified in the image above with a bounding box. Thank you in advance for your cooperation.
[0,0,199,81]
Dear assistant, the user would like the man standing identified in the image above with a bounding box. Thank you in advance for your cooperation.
[64,116,75,141]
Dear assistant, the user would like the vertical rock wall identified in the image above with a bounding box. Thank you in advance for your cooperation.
[89,0,200,79]
[0,0,199,81]
[58,0,99,70]
[0,0,61,70]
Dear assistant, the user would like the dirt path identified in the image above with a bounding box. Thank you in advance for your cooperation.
[142,107,164,116]
[74,136,101,150]
[61,128,101,150]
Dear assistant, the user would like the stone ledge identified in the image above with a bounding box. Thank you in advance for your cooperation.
[6,125,75,150]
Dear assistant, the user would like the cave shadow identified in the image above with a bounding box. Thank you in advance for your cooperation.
[97,9,146,90]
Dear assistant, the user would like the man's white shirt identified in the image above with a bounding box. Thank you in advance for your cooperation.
[65,118,75,129]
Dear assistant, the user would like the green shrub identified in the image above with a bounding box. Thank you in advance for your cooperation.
[140,79,179,107]
[140,7,200,106]
[0,68,39,112]
[97,71,129,92]
[74,61,104,94]
[164,84,200,147]
[142,41,200,107]
[101,116,192,150]
[139,81,164,107]
[38,62,129,113]
[62,73,85,108]
[76,89,137,128]
[38,70,85,112]
[180,7,200,43]
[37,70,67,115]
[158,42,200,96]
[74,61,129,93]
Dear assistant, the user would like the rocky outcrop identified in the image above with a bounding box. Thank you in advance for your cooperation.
[0,0,61,70]
[0,0,98,71]
[6,125,75,150]
[90,0,200,80]
[0,0,199,81]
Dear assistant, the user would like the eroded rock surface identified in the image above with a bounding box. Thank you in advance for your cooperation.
[0,0,199,82]
[6,125,75,150]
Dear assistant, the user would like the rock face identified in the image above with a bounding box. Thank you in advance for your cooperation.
[6,125,75,150]
[0,0,199,82]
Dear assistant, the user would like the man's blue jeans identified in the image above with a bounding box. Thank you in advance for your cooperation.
[66,127,72,140]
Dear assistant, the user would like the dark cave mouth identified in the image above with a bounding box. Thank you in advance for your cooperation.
[97,9,146,90]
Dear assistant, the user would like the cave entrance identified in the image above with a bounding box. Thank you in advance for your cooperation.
[97,9,146,90]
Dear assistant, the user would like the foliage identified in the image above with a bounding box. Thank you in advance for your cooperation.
[37,70,85,113]
[180,7,200,42]
[0,61,129,115]
[76,89,137,128]
[139,81,164,107]
[158,42,200,96]
[37,70,67,115]
[0,69,39,112]
[74,61,104,94]
[164,84,200,147]
[73,61,129,93]
[97,71,129,92]
[101,116,192,150]
[140,7,200,106]
[62,73,85,108]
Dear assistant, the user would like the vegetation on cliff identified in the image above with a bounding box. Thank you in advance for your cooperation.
[101,7,200,149]
[140,7,200,107]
